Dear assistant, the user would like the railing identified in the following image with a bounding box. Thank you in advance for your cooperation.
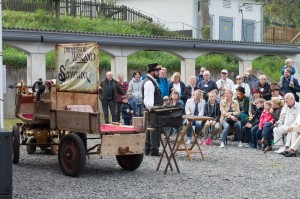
[264,26,300,43]
[2,0,153,22]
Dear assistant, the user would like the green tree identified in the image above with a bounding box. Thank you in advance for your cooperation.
[199,0,210,39]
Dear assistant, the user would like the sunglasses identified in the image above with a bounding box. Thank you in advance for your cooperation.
[236,78,242,80]
[221,72,227,75]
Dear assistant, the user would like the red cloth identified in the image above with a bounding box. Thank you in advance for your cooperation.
[19,113,33,120]
[259,110,274,128]
[100,124,139,133]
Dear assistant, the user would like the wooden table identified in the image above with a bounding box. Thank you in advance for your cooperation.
[149,127,180,174]
[174,115,213,161]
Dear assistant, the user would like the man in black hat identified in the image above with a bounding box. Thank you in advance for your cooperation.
[142,63,163,156]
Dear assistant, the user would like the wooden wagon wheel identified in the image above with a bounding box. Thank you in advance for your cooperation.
[116,154,144,171]
[12,125,20,164]
[58,134,86,177]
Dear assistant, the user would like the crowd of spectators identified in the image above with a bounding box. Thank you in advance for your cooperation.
[98,58,300,157]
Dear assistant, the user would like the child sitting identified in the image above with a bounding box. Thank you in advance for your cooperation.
[280,58,295,88]
[259,97,284,152]
[242,98,264,148]
[121,95,134,125]
[251,100,274,149]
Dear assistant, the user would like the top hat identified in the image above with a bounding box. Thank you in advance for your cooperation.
[147,63,161,72]
[236,86,245,94]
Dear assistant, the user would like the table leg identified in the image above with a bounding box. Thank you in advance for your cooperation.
[174,123,192,161]
[165,127,180,174]
[190,124,205,160]
[156,132,173,172]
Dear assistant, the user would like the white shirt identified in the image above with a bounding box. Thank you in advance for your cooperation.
[143,74,156,110]
[216,78,235,99]
[173,82,181,95]
[185,98,206,116]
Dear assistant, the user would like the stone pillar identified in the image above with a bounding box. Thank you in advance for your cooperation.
[291,54,300,80]
[181,58,195,84]
[239,60,252,76]
[27,53,46,85]
[111,56,128,81]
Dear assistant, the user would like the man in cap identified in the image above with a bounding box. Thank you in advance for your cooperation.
[142,63,163,156]
[216,69,234,100]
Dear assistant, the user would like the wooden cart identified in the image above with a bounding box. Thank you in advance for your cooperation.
[11,43,148,177]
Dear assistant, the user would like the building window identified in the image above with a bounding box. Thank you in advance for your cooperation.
[223,0,231,8]
[245,4,253,11]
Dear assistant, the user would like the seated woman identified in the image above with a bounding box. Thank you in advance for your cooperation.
[185,89,206,145]
[259,97,283,152]
[202,90,221,146]
[168,91,185,109]
[235,86,249,126]
[220,88,242,148]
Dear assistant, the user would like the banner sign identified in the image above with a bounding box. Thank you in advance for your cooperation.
[56,43,99,93]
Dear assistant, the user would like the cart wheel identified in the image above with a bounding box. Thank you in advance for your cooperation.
[26,137,37,154]
[58,134,86,177]
[116,154,144,171]
[50,138,59,155]
[12,125,20,164]
[76,133,87,150]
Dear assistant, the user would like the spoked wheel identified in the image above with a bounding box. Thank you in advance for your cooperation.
[58,134,86,177]
[116,154,144,171]
[12,125,20,164]
[50,137,59,155]
[26,137,37,154]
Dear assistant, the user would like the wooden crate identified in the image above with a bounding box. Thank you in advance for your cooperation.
[50,110,100,134]
[100,133,145,156]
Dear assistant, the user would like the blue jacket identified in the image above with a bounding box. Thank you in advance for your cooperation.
[157,77,170,98]
[281,66,295,75]
[281,77,300,96]
[197,80,218,101]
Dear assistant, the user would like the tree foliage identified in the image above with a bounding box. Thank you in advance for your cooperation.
[261,0,300,27]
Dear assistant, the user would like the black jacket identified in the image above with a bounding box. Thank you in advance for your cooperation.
[99,78,125,103]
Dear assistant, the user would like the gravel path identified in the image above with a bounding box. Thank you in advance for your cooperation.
[12,138,300,199]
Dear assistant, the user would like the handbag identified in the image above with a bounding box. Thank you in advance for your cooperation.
[226,117,235,125]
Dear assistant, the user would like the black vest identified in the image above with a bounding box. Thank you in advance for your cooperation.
[142,76,163,107]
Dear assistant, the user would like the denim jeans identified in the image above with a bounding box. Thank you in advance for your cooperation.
[220,120,242,142]
[241,125,252,143]
[262,122,274,147]
[251,124,262,148]
[186,121,202,139]
[136,104,144,117]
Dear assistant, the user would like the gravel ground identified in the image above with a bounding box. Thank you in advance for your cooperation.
[12,136,300,199]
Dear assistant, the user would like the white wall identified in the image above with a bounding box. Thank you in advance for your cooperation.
[116,0,195,33]
[209,0,262,41]
[116,0,263,41]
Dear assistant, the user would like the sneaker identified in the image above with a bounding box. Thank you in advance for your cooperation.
[220,142,225,148]
[238,141,243,147]
[274,146,286,154]
[186,138,192,146]
[207,138,213,145]
[245,143,250,148]
[202,139,207,146]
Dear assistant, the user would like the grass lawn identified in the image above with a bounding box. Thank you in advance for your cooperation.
[4,118,21,131]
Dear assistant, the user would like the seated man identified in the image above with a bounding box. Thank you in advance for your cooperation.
[202,90,221,146]
[273,93,300,154]
[185,89,206,145]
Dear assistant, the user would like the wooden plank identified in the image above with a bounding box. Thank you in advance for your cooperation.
[50,110,99,133]
[100,134,145,156]
[56,91,98,112]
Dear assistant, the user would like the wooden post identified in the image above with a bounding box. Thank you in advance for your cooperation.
[122,5,127,21]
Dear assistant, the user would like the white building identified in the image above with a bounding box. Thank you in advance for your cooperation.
[115,0,263,41]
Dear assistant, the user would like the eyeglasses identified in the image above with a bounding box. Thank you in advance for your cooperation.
[164,99,169,101]
[236,78,242,80]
